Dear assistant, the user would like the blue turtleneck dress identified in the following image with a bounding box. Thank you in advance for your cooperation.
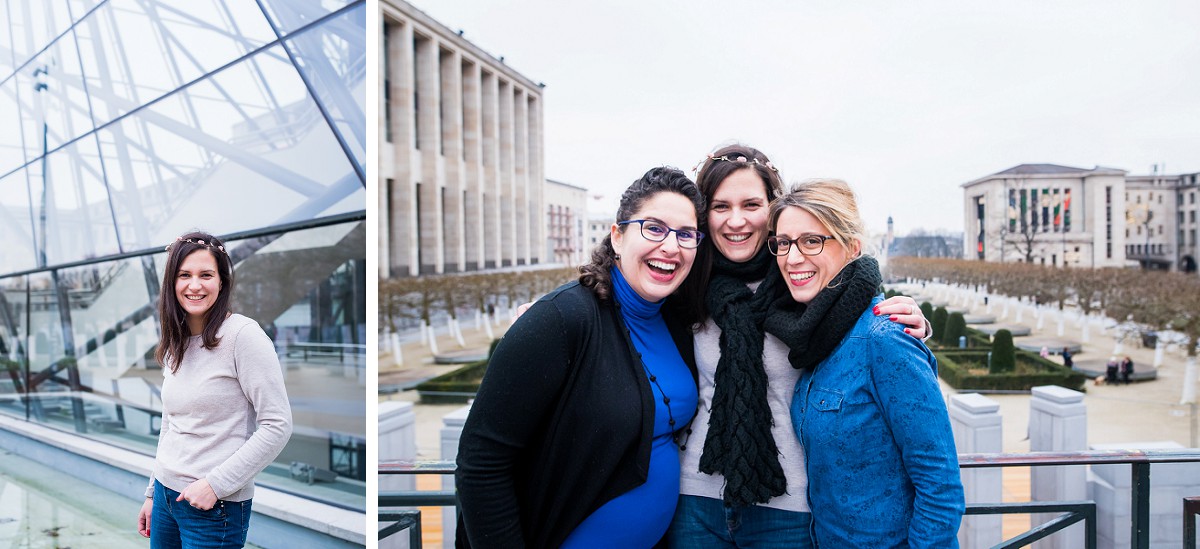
[560,267,699,547]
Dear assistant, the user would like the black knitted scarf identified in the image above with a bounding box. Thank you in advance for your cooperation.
[764,255,883,371]
[698,246,788,506]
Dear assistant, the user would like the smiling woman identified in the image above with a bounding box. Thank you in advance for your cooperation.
[455,167,706,548]
[140,231,292,549]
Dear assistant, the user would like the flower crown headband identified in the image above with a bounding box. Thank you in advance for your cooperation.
[165,236,227,256]
[691,153,778,174]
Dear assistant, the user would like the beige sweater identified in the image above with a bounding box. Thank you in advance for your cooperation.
[145,314,292,502]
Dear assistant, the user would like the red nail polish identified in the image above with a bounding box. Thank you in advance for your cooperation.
[890,315,898,321]
[873,306,880,315]
[904,328,911,334]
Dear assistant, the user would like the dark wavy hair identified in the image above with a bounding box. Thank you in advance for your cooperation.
[155,231,235,373]
[677,143,785,322]
[579,167,705,309]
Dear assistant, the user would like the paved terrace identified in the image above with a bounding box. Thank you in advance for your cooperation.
[380,284,1200,546]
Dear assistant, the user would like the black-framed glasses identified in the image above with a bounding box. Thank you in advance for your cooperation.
[767,234,835,256]
[617,219,705,249]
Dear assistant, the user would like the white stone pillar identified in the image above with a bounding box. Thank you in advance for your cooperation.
[441,404,471,549]
[1089,441,1200,549]
[379,401,417,494]
[1029,386,1087,549]
[950,393,1003,548]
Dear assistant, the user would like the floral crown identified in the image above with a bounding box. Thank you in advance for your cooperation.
[165,236,227,256]
[691,153,778,174]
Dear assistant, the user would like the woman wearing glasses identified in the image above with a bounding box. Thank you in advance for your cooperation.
[669,144,929,548]
[456,167,706,548]
[766,180,963,547]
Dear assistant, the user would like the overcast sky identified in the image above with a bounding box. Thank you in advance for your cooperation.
[404,0,1200,234]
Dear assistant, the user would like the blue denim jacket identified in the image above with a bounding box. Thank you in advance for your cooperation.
[791,295,964,548]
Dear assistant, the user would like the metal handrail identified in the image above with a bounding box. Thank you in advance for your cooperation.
[380,450,1200,548]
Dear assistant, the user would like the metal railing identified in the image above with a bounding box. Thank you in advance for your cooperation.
[381,450,1200,548]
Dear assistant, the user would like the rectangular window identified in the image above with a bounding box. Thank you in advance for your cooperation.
[383,23,392,143]
[1063,189,1072,232]
[1008,188,1017,232]
[1105,186,1113,258]
[1019,189,1028,232]
[1041,189,1050,232]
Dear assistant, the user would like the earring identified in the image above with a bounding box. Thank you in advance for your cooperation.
[614,254,621,260]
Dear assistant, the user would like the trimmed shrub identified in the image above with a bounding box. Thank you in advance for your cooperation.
[990,329,1016,373]
[942,312,967,347]
[416,338,502,404]
[935,348,1085,392]
[931,307,949,343]
[920,302,934,322]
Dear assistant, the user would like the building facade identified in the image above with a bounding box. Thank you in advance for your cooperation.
[380,0,546,277]
[0,1,368,542]
[544,179,588,267]
[962,164,1128,268]
[1125,172,1200,273]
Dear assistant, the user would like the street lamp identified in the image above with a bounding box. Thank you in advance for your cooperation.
[33,64,49,269]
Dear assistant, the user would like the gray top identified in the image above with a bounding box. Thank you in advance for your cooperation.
[679,281,811,513]
[145,314,292,502]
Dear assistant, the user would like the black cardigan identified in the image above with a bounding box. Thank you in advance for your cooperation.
[455,281,697,549]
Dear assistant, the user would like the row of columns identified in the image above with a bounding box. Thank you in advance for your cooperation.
[381,6,544,278]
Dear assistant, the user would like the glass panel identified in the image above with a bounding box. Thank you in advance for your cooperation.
[41,133,122,264]
[97,43,362,250]
[258,0,358,36]
[4,1,74,73]
[73,0,276,127]
[0,78,31,176]
[0,167,39,275]
[14,32,96,159]
[282,3,365,174]
[244,221,367,508]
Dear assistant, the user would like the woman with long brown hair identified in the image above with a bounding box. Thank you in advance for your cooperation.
[137,231,292,549]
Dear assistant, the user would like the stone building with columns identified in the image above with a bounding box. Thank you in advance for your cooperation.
[380,0,545,277]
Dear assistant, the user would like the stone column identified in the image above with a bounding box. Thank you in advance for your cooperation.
[461,61,484,272]
[440,48,464,273]
[950,393,1003,548]
[1090,441,1200,549]
[440,404,471,549]
[1029,385,1087,549]
[481,71,500,269]
[513,87,529,265]
[498,79,515,267]
[378,401,416,493]
[415,34,443,274]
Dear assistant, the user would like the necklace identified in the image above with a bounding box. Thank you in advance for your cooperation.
[616,308,685,448]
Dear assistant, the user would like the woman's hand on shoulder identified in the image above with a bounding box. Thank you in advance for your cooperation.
[875,295,930,340]
[137,497,153,537]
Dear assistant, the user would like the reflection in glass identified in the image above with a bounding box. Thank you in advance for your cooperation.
[0,221,366,509]
[283,3,366,174]
[0,168,38,273]
[42,133,123,264]
[75,0,276,127]
[0,79,28,176]
[14,37,96,159]
[0,0,366,511]
[4,2,75,75]
[258,0,356,36]
[98,44,361,251]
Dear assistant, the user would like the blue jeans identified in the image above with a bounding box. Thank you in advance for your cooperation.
[667,495,814,548]
[151,480,252,549]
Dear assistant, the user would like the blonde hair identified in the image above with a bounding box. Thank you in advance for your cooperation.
[768,178,866,257]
